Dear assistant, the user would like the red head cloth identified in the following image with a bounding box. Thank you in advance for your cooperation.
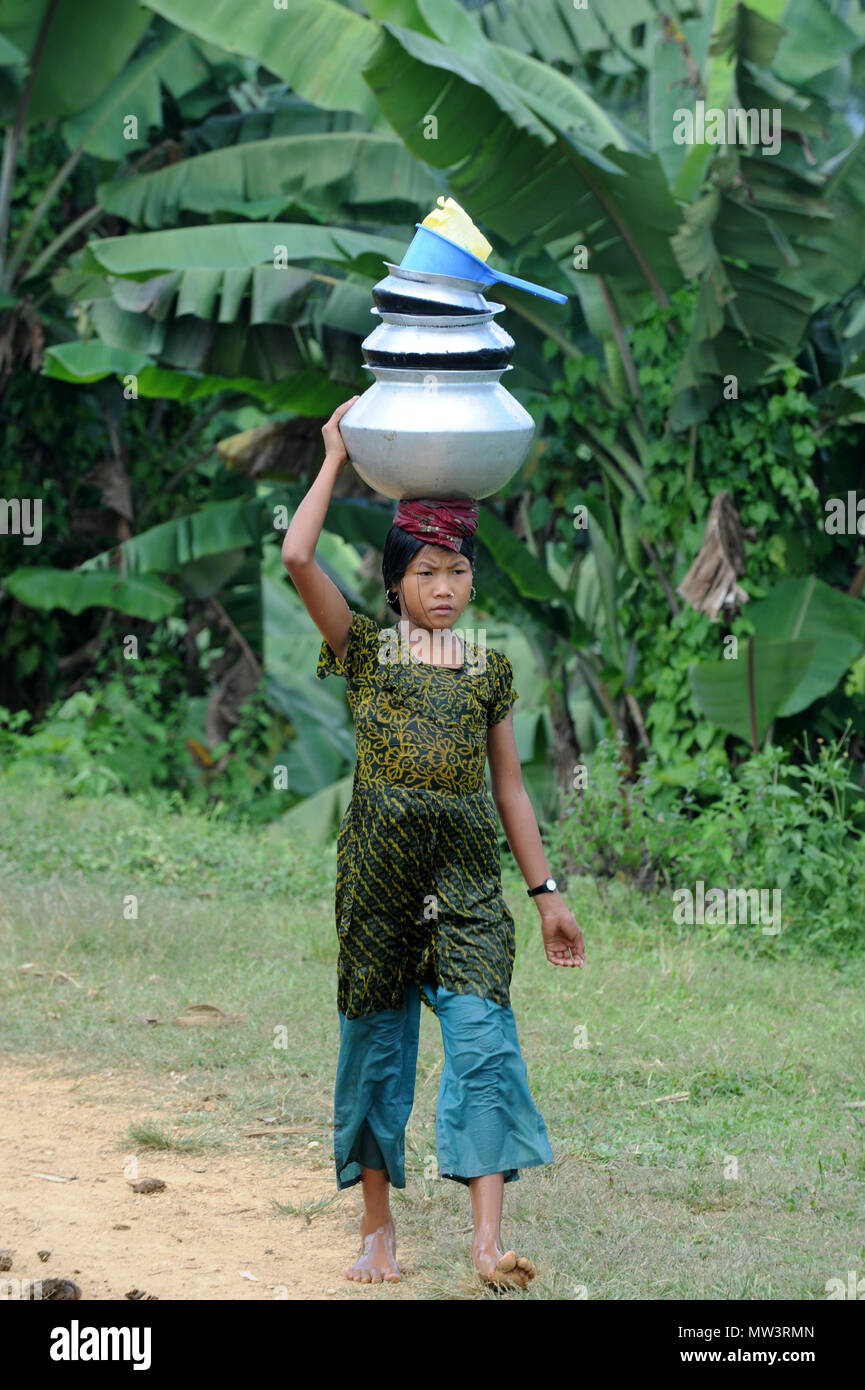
[393,497,479,553]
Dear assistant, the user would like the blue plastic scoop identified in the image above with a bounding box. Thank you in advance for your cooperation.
[400,224,567,304]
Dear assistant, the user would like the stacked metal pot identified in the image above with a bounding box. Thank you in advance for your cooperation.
[338,225,567,501]
[338,265,529,500]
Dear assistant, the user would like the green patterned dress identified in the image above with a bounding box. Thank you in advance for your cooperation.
[316,611,519,1020]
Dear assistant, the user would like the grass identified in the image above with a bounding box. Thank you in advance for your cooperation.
[124,1119,227,1152]
[1,763,864,1299]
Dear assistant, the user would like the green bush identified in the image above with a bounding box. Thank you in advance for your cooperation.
[538,291,865,767]
[0,654,286,823]
[550,730,865,959]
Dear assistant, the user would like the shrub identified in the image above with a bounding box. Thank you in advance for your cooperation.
[550,730,865,959]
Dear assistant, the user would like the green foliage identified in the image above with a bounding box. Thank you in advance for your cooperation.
[4,0,865,846]
[0,646,289,822]
[0,360,251,715]
[0,681,179,798]
[7,122,98,270]
[549,730,865,960]
[540,286,865,765]
[689,634,818,750]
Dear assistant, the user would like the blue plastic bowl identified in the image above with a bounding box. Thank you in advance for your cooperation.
[400,224,567,304]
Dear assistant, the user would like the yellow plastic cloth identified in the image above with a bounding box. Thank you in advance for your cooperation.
[421,196,492,261]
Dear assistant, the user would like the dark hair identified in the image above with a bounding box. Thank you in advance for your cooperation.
[381,524,475,614]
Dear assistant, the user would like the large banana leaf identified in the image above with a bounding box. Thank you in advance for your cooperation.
[171,548,248,600]
[41,342,152,385]
[470,0,816,90]
[472,0,713,76]
[746,576,865,715]
[822,362,865,426]
[689,634,818,749]
[570,495,625,669]
[488,44,632,149]
[318,496,393,552]
[83,267,316,382]
[477,506,568,603]
[0,32,27,78]
[80,303,302,384]
[276,730,345,798]
[477,505,593,645]
[666,2,865,425]
[3,568,182,620]
[0,0,151,123]
[81,222,406,279]
[59,29,215,160]
[96,133,441,228]
[81,222,406,287]
[79,496,264,575]
[39,343,346,411]
[457,0,865,430]
[650,2,720,189]
[41,343,350,413]
[361,23,683,299]
[185,93,377,151]
[76,488,394,591]
[792,133,865,304]
[72,224,405,382]
[142,0,381,120]
[69,494,265,656]
[772,0,863,84]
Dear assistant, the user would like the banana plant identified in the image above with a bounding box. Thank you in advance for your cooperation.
[0,1,246,304]
[45,223,408,401]
[15,0,865,426]
[7,0,865,811]
[37,0,865,434]
[689,576,865,749]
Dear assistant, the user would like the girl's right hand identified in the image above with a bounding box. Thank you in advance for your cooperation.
[322,396,360,467]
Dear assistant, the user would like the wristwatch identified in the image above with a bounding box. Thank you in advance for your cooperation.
[527,877,558,897]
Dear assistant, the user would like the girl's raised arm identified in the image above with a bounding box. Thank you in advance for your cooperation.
[281,397,359,662]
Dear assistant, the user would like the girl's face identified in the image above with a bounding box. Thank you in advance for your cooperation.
[396,543,473,627]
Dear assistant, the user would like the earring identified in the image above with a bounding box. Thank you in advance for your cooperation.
[470,584,477,600]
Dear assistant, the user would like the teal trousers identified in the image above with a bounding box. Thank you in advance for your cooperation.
[333,978,554,1189]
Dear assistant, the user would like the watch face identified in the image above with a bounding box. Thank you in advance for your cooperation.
[546,878,557,891]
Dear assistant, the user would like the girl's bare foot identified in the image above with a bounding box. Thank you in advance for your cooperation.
[472,1239,536,1289]
[345,1216,402,1283]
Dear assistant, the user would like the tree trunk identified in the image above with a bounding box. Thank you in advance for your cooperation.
[547,654,581,800]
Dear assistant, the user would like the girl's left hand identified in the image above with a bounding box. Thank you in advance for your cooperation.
[538,899,585,968]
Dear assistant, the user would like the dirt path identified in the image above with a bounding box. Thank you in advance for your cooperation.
[0,1057,416,1301]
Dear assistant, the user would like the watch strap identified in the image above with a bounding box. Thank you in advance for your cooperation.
[527,878,557,897]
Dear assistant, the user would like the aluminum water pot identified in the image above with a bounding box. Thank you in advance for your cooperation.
[339,366,535,501]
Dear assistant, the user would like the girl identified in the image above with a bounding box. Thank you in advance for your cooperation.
[282,397,585,1291]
